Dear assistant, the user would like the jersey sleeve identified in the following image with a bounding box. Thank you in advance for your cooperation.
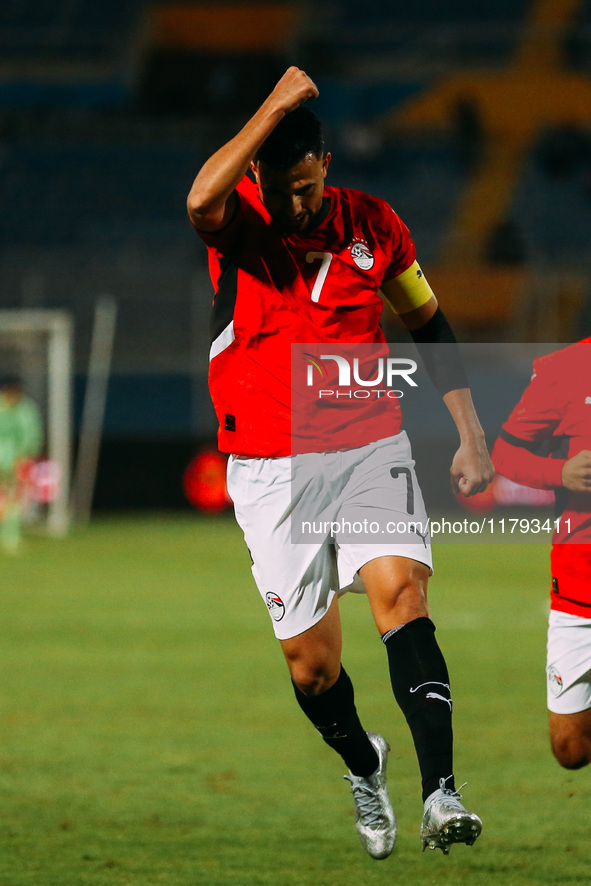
[380,205,417,283]
[502,354,565,441]
[492,437,565,488]
[193,176,257,253]
[492,353,566,488]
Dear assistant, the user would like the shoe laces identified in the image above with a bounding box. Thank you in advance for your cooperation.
[431,776,467,810]
[344,775,384,829]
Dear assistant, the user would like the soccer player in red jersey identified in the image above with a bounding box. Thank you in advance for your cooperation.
[493,340,591,770]
[188,67,493,857]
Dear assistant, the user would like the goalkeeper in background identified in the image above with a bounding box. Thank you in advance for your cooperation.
[0,377,43,552]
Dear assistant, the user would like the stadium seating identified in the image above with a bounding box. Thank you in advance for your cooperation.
[512,128,591,264]
[0,0,142,62]
[0,138,202,244]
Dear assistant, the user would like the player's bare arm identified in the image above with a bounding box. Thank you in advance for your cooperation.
[562,450,591,493]
[187,67,319,232]
[442,389,494,496]
[381,286,494,497]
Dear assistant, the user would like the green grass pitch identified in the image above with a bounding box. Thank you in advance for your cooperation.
[0,515,589,885]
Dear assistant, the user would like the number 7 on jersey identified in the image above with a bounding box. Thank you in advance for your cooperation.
[306,251,333,303]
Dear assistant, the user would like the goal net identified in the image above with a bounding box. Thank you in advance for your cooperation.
[0,309,73,537]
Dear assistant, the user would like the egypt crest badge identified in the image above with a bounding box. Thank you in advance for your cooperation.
[349,239,375,270]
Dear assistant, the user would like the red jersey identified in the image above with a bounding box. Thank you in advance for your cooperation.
[492,341,591,616]
[197,176,416,457]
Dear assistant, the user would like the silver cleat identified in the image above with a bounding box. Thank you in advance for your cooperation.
[420,779,482,854]
[344,732,396,860]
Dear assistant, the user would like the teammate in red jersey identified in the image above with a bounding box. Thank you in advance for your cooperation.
[493,340,591,770]
[188,67,493,857]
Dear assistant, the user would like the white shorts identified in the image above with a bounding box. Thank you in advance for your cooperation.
[226,432,433,640]
[547,610,591,714]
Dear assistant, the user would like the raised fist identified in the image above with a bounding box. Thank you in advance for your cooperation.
[269,67,319,114]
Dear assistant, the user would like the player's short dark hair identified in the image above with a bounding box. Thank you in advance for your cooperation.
[0,375,22,390]
[254,106,324,170]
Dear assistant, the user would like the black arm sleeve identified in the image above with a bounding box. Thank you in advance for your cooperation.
[409,307,468,395]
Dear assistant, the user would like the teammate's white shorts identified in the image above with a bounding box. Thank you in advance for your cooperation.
[547,610,591,714]
[226,432,432,640]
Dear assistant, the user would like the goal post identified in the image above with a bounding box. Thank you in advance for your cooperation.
[0,309,73,537]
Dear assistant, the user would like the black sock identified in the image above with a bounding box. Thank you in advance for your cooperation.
[292,666,379,777]
[383,617,454,802]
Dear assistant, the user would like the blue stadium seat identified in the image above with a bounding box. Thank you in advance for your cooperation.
[511,129,591,263]
[0,140,202,244]
[0,0,143,62]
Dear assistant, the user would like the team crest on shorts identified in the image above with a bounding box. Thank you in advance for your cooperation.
[266,592,285,622]
[349,239,375,270]
[547,665,564,696]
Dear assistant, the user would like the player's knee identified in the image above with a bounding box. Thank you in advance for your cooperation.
[394,582,428,613]
[375,585,429,633]
[553,748,590,770]
[288,659,338,696]
[551,734,591,770]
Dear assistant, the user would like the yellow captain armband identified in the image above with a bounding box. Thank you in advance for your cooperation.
[382,260,434,315]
